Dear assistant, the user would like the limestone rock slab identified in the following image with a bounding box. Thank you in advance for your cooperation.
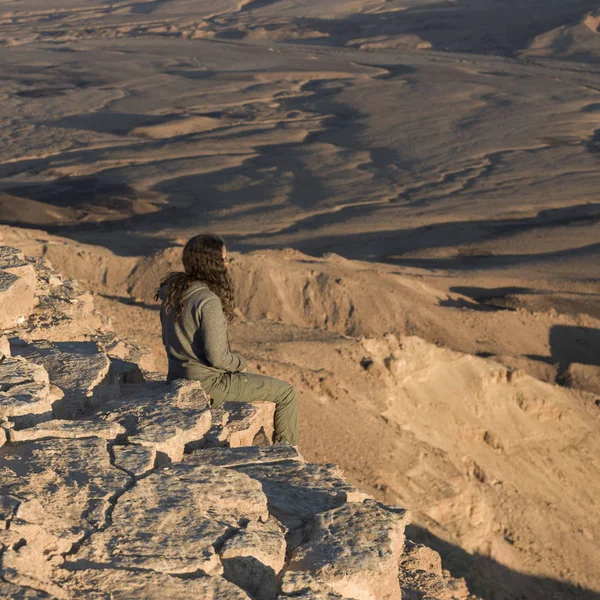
[0,356,53,428]
[0,437,130,594]
[112,444,156,478]
[66,569,252,600]
[94,380,211,464]
[221,518,287,600]
[203,401,275,448]
[70,463,269,576]
[8,419,126,444]
[286,501,410,600]
[233,461,371,530]
[11,339,119,419]
[186,444,304,468]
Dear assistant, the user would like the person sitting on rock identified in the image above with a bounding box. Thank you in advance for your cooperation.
[156,233,299,446]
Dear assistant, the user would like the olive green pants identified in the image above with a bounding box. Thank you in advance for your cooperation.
[203,371,299,446]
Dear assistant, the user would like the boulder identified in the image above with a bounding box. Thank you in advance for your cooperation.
[286,501,410,600]
[10,339,120,419]
[0,246,37,330]
[92,380,211,464]
[0,356,53,428]
[8,419,126,444]
[69,463,269,576]
[399,539,467,600]
[221,518,287,600]
[202,401,275,448]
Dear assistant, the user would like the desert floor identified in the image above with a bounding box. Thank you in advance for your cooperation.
[1,1,600,598]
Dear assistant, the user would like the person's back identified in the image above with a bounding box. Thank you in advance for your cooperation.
[156,234,299,446]
[160,281,245,386]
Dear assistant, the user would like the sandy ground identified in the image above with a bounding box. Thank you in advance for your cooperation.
[2,1,600,599]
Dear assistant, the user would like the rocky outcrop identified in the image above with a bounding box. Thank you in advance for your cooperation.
[0,247,37,331]
[0,245,466,599]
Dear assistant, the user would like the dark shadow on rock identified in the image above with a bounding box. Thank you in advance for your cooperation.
[407,524,600,600]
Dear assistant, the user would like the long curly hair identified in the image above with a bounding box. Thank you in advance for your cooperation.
[155,234,235,321]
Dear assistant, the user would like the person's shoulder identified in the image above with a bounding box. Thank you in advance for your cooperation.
[186,283,219,305]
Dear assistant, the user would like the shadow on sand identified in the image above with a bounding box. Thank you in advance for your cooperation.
[407,525,600,600]
[275,0,599,57]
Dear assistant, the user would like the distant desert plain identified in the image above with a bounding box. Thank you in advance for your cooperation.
[1,1,600,598]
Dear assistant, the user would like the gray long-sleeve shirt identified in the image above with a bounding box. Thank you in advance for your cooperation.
[160,281,246,383]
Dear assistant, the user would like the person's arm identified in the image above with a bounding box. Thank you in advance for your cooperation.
[199,297,247,372]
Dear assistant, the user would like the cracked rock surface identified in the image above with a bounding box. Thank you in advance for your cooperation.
[68,463,268,576]
[0,437,130,596]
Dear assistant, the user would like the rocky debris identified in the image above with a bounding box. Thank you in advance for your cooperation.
[112,444,157,478]
[7,419,126,443]
[0,246,37,330]
[286,501,409,600]
[92,379,211,464]
[202,400,276,447]
[19,256,104,341]
[0,437,130,595]
[69,463,269,576]
[64,569,252,600]
[221,518,287,600]
[0,356,54,429]
[399,540,472,600]
[10,339,120,419]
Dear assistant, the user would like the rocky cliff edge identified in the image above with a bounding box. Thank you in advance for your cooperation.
[0,243,472,600]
